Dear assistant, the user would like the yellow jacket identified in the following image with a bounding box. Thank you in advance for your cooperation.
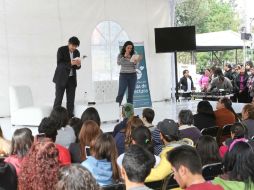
[145,139,193,183]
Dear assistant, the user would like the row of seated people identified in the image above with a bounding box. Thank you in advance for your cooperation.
[1,98,254,189]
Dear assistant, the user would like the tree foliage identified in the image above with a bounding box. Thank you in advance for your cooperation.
[175,0,241,73]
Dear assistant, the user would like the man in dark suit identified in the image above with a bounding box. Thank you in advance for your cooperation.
[53,36,81,118]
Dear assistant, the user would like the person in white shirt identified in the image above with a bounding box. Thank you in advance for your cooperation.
[179,70,195,100]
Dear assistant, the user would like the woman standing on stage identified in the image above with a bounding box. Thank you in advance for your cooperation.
[116,41,138,106]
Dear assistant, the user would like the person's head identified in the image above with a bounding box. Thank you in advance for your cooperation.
[38,117,58,142]
[178,110,193,126]
[196,136,221,166]
[91,133,120,181]
[216,97,230,110]
[79,120,102,161]
[50,106,69,129]
[240,66,246,75]
[56,164,100,190]
[10,128,33,158]
[183,70,189,77]
[197,101,215,116]
[204,69,210,77]
[81,107,101,127]
[19,140,59,190]
[157,119,180,144]
[224,64,229,71]
[120,41,135,57]
[242,104,254,120]
[131,126,154,154]
[68,117,83,143]
[167,145,203,189]
[68,36,80,53]
[246,61,253,69]
[214,67,223,77]
[223,141,254,185]
[122,103,134,119]
[250,67,254,75]
[230,122,246,140]
[125,116,144,146]
[142,108,155,124]
[122,144,155,184]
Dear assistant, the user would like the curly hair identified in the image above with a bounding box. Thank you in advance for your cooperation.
[120,41,135,57]
[18,140,60,190]
[56,164,101,190]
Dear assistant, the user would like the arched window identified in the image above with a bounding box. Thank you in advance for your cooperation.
[91,21,129,81]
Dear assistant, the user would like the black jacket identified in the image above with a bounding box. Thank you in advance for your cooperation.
[234,73,249,92]
[53,46,81,87]
[193,113,216,131]
[179,76,194,92]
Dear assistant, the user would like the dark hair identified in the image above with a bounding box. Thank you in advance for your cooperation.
[223,141,254,188]
[230,122,246,139]
[243,104,254,120]
[50,106,69,130]
[120,41,135,57]
[197,101,215,118]
[79,120,102,161]
[91,133,120,182]
[19,140,59,190]
[10,128,33,158]
[122,144,155,183]
[68,36,80,46]
[183,70,188,75]
[81,107,101,127]
[178,110,193,125]
[214,68,225,81]
[131,126,154,154]
[220,97,238,121]
[69,117,83,143]
[196,136,221,166]
[142,108,155,123]
[167,145,202,174]
[56,164,101,190]
[0,126,3,138]
[125,116,144,146]
[38,117,58,142]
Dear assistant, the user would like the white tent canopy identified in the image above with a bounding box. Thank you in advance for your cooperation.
[196,30,244,51]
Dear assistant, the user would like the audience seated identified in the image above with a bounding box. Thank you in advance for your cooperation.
[114,116,143,155]
[69,120,102,163]
[122,144,155,190]
[241,104,254,139]
[113,103,134,137]
[19,140,60,190]
[50,106,76,148]
[196,135,221,166]
[81,133,120,186]
[4,128,33,175]
[56,164,101,190]
[145,119,193,182]
[193,101,216,131]
[0,158,17,190]
[38,117,71,166]
[219,122,247,158]
[0,126,11,156]
[141,108,155,130]
[167,145,223,190]
[117,126,160,167]
[68,117,83,143]
[81,107,101,127]
[214,97,237,128]
[178,110,202,144]
[213,141,254,190]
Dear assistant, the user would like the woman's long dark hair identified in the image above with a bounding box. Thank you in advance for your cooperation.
[214,68,225,82]
[120,41,135,57]
[197,101,215,118]
[196,135,221,166]
[220,97,239,121]
[223,141,254,190]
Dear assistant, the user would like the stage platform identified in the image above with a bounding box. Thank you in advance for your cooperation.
[0,100,245,140]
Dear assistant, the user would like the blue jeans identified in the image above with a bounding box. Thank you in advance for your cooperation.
[116,73,137,105]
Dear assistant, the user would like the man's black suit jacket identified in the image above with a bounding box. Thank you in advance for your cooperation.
[53,46,81,87]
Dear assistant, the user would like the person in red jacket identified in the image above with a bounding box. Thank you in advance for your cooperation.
[38,117,71,166]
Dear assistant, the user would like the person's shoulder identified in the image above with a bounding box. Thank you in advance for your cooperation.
[58,45,68,51]
[186,182,224,190]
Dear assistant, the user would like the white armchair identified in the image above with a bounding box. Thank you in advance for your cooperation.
[9,85,52,126]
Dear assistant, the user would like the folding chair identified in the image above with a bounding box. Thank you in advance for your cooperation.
[102,183,125,190]
[162,173,179,190]
[201,126,220,138]
[202,162,223,180]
